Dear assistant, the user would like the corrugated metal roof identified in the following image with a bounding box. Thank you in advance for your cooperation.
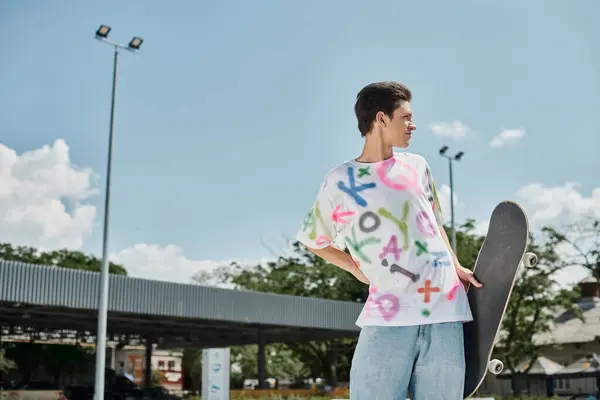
[0,260,363,332]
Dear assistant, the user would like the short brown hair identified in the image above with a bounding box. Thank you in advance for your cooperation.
[354,81,412,136]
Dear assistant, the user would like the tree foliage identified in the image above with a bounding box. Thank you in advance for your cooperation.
[0,348,17,373]
[228,343,308,388]
[195,241,368,302]
[0,243,127,275]
[3,343,95,384]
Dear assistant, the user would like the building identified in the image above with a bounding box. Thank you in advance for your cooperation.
[113,347,184,392]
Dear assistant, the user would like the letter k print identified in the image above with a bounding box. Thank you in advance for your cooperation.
[338,166,376,207]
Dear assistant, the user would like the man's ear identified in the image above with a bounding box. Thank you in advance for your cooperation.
[376,111,387,128]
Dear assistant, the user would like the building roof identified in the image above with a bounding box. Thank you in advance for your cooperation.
[0,260,363,347]
[500,356,564,376]
[554,353,600,378]
[534,296,600,346]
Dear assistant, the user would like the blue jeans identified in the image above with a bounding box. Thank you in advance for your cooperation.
[349,322,465,400]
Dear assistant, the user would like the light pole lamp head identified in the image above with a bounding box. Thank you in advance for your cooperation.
[95,25,111,39]
[128,37,144,51]
[439,145,449,155]
[455,151,464,161]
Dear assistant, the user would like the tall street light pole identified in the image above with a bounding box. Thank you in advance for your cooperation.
[438,146,464,253]
[93,24,143,400]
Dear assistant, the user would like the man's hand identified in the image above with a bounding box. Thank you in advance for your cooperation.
[437,225,483,289]
[455,264,482,289]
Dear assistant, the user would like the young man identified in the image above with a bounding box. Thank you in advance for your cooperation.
[295,81,482,399]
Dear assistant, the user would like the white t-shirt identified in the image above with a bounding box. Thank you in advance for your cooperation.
[296,152,473,327]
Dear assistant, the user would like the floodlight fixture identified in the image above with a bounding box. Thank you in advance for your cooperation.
[95,25,111,38]
[128,37,143,50]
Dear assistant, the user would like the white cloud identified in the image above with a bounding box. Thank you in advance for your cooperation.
[516,182,600,227]
[0,139,97,250]
[0,139,264,285]
[450,181,599,286]
[110,244,277,286]
[110,243,249,285]
[473,219,490,237]
[516,182,600,286]
[489,128,525,148]
[429,120,470,139]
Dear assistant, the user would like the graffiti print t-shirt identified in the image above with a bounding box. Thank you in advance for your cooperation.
[296,152,473,328]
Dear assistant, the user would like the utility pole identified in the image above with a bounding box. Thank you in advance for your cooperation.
[439,146,464,252]
[93,24,144,400]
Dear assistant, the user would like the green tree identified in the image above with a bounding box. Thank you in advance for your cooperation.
[228,343,308,388]
[0,348,17,373]
[198,242,368,303]
[181,348,203,391]
[0,243,127,275]
[5,343,95,385]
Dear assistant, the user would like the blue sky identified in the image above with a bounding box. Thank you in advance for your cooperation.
[1,0,599,283]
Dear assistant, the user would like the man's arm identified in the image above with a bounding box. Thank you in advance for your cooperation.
[307,245,370,285]
[438,224,483,288]
[438,225,461,267]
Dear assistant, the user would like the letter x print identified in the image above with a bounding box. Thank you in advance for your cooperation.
[418,280,440,303]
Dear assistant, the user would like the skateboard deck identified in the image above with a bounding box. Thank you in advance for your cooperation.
[463,201,537,399]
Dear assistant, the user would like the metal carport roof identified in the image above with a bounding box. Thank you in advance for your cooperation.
[0,260,362,348]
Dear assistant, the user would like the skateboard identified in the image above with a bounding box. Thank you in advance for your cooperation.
[462,201,538,399]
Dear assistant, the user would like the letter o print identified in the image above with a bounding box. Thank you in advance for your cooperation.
[359,211,381,233]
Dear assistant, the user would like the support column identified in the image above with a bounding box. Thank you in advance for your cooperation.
[145,338,153,391]
[257,329,267,389]
[545,377,554,397]
[0,325,3,382]
[111,345,116,369]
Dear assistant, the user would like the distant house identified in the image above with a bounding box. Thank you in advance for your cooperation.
[479,277,600,397]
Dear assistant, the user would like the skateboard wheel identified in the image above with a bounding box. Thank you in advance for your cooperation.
[523,252,538,267]
[488,359,504,374]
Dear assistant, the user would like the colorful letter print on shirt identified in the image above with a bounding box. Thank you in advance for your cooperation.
[296,152,473,328]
